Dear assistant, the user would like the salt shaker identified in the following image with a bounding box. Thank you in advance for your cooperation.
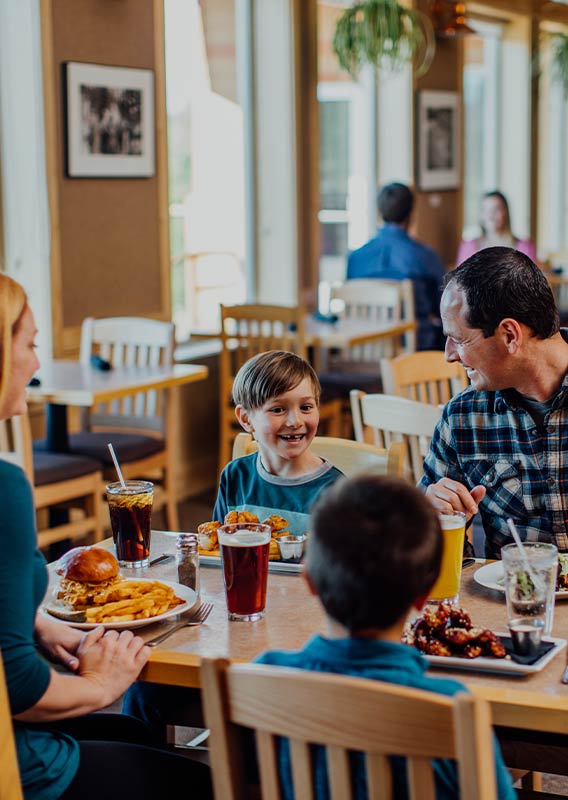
[176,533,200,595]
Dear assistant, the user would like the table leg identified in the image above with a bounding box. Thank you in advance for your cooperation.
[45,403,70,453]
[44,403,71,546]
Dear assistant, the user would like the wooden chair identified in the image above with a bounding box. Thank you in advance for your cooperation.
[0,414,103,549]
[68,316,179,530]
[350,391,442,484]
[201,657,498,800]
[218,304,341,474]
[0,649,23,800]
[318,279,416,437]
[232,431,405,479]
[329,277,416,358]
[381,350,468,404]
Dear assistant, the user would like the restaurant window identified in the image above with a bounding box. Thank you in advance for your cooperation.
[316,1,412,292]
[462,21,502,239]
[462,12,531,244]
[537,28,568,262]
[164,0,247,339]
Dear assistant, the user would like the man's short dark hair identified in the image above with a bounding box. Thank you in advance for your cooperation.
[377,183,414,224]
[306,475,442,632]
[444,246,559,339]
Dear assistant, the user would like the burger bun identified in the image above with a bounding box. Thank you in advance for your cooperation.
[57,546,119,584]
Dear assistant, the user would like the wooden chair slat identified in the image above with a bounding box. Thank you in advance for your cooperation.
[407,757,436,800]
[366,753,393,800]
[289,739,315,800]
[256,731,282,800]
[327,745,352,800]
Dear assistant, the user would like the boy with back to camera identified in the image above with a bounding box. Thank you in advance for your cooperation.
[213,350,343,535]
[255,475,516,800]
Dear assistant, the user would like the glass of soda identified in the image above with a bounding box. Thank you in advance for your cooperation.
[218,523,271,621]
[106,480,154,568]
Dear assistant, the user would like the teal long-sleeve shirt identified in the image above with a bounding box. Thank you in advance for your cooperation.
[0,461,79,800]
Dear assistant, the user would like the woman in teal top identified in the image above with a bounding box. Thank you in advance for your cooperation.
[0,275,212,800]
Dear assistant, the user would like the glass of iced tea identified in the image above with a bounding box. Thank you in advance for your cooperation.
[106,480,154,568]
[218,522,271,621]
[428,511,466,605]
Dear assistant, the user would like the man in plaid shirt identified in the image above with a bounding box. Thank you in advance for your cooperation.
[420,247,568,559]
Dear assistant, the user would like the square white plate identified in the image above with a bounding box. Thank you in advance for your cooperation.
[425,634,566,676]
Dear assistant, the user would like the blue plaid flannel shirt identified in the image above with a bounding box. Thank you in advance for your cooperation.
[420,375,568,559]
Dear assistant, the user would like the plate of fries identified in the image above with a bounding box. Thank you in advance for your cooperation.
[42,578,198,630]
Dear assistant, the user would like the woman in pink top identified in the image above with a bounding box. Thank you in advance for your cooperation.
[456,190,536,266]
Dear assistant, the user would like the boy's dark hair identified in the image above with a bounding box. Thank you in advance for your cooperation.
[307,475,442,632]
[232,350,321,410]
[377,183,414,224]
[444,246,559,339]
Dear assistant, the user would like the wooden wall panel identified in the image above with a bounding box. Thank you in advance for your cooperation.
[413,0,462,268]
[41,0,170,356]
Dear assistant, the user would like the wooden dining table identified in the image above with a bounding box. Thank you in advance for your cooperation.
[82,531,568,737]
[27,359,209,452]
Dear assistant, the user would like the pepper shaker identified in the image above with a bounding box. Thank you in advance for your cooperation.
[176,533,200,595]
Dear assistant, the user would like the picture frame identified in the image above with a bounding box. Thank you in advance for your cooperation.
[64,62,155,178]
[417,90,460,191]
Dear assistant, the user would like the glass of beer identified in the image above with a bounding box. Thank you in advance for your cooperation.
[218,522,271,621]
[429,511,466,605]
[106,480,153,568]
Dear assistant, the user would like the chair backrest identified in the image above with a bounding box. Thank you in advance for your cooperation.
[381,350,468,404]
[232,432,405,479]
[350,391,442,484]
[80,316,175,434]
[201,657,498,800]
[0,650,24,800]
[220,303,306,375]
[0,415,34,482]
[330,278,416,358]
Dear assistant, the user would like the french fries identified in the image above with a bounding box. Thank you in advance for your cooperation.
[79,579,184,623]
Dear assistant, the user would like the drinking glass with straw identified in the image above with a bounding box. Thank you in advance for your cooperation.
[502,518,558,647]
[106,443,154,568]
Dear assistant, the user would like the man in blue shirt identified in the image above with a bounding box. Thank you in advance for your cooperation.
[347,182,446,350]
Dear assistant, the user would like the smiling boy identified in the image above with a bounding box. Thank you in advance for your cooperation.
[213,350,343,536]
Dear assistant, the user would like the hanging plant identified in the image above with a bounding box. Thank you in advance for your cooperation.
[332,0,435,79]
[551,33,568,95]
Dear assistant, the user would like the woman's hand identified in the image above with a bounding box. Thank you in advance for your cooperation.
[35,611,85,671]
[76,627,150,708]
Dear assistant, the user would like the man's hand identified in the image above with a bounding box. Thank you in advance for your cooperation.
[425,479,486,522]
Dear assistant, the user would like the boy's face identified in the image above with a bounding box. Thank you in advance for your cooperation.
[236,377,319,467]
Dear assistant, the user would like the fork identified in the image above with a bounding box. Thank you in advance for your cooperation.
[146,602,213,648]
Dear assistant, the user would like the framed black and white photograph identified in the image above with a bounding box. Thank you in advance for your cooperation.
[417,90,460,191]
[65,62,155,178]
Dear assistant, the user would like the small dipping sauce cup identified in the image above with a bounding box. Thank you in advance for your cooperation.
[106,480,153,568]
[218,523,271,621]
[277,535,306,563]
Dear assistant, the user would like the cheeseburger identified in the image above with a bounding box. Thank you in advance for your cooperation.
[56,546,121,609]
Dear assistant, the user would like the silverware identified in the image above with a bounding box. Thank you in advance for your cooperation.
[462,558,476,568]
[146,602,214,647]
[149,553,173,567]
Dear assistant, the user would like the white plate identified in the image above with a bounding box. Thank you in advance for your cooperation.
[474,561,568,600]
[198,553,302,574]
[426,634,566,676]
[42,578,198,630]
